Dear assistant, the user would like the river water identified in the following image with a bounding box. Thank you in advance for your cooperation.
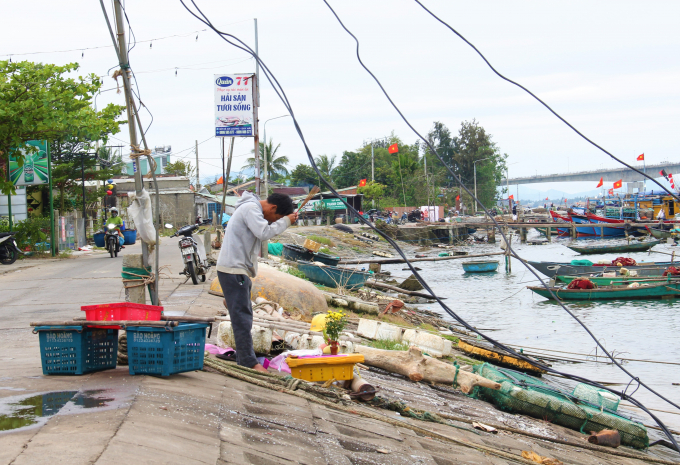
[382,231,680,431]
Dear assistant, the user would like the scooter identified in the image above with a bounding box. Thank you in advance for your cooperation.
[103,223,121,258]
[0,232,21,265]
[167,220,211,285]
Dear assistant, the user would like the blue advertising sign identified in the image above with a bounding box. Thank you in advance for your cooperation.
[214,74,254,137]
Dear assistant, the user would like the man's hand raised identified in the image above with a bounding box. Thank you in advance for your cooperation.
[287,212,299,224]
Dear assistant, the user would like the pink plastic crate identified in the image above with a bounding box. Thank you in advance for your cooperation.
[81,302,163,329]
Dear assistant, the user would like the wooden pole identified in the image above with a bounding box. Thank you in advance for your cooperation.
[339,251,505,265]
[123,253,146,304]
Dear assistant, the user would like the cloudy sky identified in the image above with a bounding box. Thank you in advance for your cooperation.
[3,1,679,192]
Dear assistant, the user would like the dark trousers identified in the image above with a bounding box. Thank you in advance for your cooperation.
[217,271,257,368]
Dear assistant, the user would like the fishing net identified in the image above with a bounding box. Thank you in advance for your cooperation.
[612,257,637,266]
[572,383,620,412]
[567,278,595,290]
[471,363,648,449]
[570,259,593,266]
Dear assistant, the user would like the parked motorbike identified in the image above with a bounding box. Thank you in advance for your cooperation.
[167,220,211,285]
[0,232,21,265]
[103,223,121,258]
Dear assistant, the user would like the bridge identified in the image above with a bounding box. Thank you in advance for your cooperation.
[501,161,680,185]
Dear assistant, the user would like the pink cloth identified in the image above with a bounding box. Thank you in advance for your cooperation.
[205,344,233,355]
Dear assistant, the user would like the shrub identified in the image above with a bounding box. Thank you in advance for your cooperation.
[368,338,409,351]
[308,235,334,247]
[0,217,51,252]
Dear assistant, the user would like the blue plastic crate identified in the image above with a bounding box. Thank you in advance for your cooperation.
[126,323,209,377]
[35,326,118,375]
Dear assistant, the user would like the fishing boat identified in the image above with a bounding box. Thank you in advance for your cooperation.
[473,363,648,449]
[282,244,314,262]
[527,281,680,300]
[565,240,660,255]
[585,213,629,237]
[312,251,341,266]
[646,225,676,240]
[571,213,598,236]
[462,260,499,273]
[296,261,371,290]
[547,210,571,236]
[527,260,674,277]
[555,274,678,286]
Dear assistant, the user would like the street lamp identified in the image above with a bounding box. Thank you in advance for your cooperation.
[473,157,490,213]
[263,115,290,196]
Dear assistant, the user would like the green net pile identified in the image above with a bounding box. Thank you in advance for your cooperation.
[471,363,648,449]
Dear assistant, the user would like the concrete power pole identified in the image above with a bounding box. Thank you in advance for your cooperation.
[195,139,199,189]
[113,0,147,304]
[371,143,375,208]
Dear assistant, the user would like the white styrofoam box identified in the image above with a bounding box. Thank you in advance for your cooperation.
[216,321,273,354]
[402,329,452,357]
[357,318,403,341]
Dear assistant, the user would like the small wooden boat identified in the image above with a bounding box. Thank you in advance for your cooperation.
[528,281,680,300]
[462,260,499,273]
[527,260,674,277]
[297,261,371,290]
[565,240,660,255]
[282,244,314,262]
[555,274,677,286]
[312,252,341,267]
[646,225,676,240]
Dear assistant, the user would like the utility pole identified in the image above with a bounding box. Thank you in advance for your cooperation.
[371,143,375,208]
[195,139,199,189]
[113,0,148,303]
[253,75,260,196]
[254,19,260,104]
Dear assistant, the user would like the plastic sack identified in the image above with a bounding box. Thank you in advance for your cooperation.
[194,235,207,262]
[127,188,157,247]
[269,348,323,374]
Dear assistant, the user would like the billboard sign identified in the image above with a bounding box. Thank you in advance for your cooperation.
[10,140,49,186]
[299,198,348,212]
[214,74,255,137]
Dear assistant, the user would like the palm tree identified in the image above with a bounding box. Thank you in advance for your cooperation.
[314,154,336,187]
[244,139,290,182]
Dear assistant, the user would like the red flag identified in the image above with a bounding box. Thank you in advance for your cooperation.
[545,197,549,200]
[613,179,622,189]
[358,179,367,187]
[508,194,514,200]
[216,176,224,185]
[455,194,460,201]
[608,188,614,195]
[596,177,603,188]
[637,153,644,161]
[388,143,399,154]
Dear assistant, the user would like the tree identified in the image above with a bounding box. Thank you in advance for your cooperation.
[357,181,386,207]
[244,139,289,183]
[165,159,195,178]
[427,120,507,210]
[0,61,119,195]
[313,154,336,187]
[289,164,317,187]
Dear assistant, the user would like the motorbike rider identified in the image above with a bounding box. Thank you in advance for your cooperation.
[105,207,125,249]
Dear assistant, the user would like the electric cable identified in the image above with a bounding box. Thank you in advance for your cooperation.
[318,0,680,439]
[179,0,679,451]
[413,0,679,202]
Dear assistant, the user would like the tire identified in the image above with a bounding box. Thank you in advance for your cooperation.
[0,246,18,265]
[187,259,198,285]
[201,273,206,282]
[108,238,114,258]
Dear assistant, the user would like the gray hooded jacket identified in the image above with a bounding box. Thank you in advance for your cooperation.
[217,192,291,277]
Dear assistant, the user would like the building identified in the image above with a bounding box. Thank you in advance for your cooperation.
[124,145,172,176]
[294,185,364,222]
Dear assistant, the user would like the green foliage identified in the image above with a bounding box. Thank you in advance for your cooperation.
[245,139,289,182]
[319,247,331,254]
[357,181,385,204]
[286,266,307,280]
[0,60,126,195]
[164,159,195,178]
[314,154,336,187]
[0,217,50,252]
[368,338,409,351]
[308,235,333,246]
[289,163,317,187]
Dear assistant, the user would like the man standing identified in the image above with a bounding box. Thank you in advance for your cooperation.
[217,192,297,373]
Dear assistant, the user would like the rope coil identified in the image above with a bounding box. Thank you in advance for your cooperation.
[129,144,156,179]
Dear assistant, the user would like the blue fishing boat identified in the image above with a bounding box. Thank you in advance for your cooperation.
[297,261,371,290]
[571,214,597,236]
[312,252,341,266]
[462,260,499,273]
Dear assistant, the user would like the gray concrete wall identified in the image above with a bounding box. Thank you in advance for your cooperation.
[152,192,196,228]
[116,177,191,192]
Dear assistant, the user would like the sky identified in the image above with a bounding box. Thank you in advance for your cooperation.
[2,0,679,191]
